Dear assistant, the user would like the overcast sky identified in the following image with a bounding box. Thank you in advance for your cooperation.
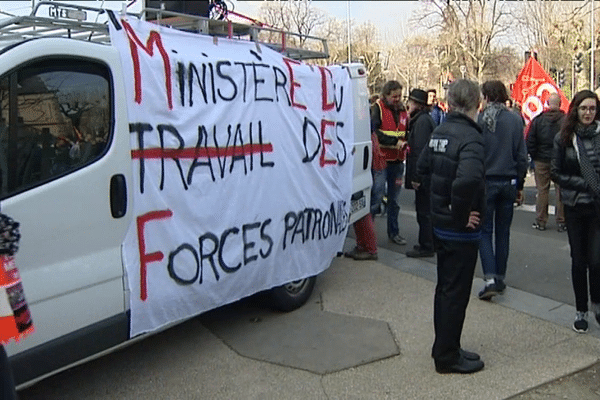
[0,0,423,40]
[230,0,422,40]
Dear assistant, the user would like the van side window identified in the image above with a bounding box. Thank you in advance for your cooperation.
[0,59,111,199]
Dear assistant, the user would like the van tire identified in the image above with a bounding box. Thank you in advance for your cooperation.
[269,276,316,312]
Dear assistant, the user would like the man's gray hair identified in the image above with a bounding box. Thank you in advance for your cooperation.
[447,79,480,114]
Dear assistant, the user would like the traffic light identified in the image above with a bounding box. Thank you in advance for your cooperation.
[574,52,584,74]
[558,68,565,88]
[525,51,538,61]
[550,66,557,81]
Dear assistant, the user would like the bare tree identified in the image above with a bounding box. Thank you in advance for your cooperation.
[258,0,327,48]
[350,22,388,93]
[484,46,522,86]
[416,0,514,83]
[386,35,433,95]
[317,16,348,65]
[512,1,588,52]
[511,0,590,94]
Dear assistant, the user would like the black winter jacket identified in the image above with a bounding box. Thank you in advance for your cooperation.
[417,112,486,236]
[527,109,565,162]
[551,125,599,208]
[406,109,436,189]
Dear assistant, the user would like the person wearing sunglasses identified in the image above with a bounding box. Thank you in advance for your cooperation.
[551,90,600,334]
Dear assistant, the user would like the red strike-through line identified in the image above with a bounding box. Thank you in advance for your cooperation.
[131,144,273,159]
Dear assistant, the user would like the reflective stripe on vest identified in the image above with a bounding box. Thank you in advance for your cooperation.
[376,99,407,160]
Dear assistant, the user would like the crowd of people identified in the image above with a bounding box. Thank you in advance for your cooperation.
[2,82,599,391]
[346,78,600,375]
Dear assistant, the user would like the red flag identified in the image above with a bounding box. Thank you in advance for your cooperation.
[511,56,569,127]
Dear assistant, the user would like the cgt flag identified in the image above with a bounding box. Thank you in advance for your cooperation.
[511,55,569,127]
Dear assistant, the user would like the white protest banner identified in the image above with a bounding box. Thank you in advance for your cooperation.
[109,16,354,336]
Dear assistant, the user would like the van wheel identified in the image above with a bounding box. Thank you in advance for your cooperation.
[269,276,316,312]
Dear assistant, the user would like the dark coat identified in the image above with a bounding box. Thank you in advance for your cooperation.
[551,127,599,208]
[417,112,486,234]
[406,109,436,189]
[430,104,446,126]
[527,109,565,162]
[478,107,528,190]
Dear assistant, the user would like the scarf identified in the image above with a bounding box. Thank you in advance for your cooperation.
[573,122,600,198]
[0,214,33,344]
[481,102,507,133]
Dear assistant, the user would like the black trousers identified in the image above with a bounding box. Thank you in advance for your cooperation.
[1,346,17,400]
[415,186,434,251]
[432,238,479,366]
[564,204,600,312]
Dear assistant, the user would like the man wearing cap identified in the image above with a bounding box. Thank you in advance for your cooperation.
[405,88,437,257]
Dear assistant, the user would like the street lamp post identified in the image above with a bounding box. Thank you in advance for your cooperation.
[572,57,576,95]
[591,0,595,90]
[346,1,351,63]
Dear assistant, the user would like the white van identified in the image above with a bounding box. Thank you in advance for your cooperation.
[0,1,372,387]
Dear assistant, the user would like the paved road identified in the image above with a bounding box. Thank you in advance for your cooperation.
[372,172,575,306]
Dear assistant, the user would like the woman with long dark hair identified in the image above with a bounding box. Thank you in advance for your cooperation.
[551,90,600,333]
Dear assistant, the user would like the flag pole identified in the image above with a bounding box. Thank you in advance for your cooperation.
[346,0,351,63]
[591,0,595,90]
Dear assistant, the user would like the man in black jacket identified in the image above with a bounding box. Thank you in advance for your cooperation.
[405,88,436,257]
[527,93,566,232]
[417,79,486,374]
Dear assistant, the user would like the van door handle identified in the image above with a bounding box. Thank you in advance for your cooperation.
[110,174,127,218]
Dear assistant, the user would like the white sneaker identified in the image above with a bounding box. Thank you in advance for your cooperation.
[390,234,407,245]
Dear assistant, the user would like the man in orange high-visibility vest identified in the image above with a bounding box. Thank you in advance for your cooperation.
[371,80,409,245]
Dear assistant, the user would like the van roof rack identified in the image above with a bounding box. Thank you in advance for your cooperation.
[0,1,329,61]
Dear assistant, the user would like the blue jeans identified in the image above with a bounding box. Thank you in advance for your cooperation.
[480,179,517,281]
[370,162,404,238]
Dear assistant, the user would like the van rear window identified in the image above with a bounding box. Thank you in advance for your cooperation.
[0,59,112,198]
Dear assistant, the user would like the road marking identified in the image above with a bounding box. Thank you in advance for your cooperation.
[397,204,553,216]
[517,204,556,215]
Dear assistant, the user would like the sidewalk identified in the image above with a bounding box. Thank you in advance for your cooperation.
[311,240,600,399]
[199,238,600,399]
[18,238,600,399]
